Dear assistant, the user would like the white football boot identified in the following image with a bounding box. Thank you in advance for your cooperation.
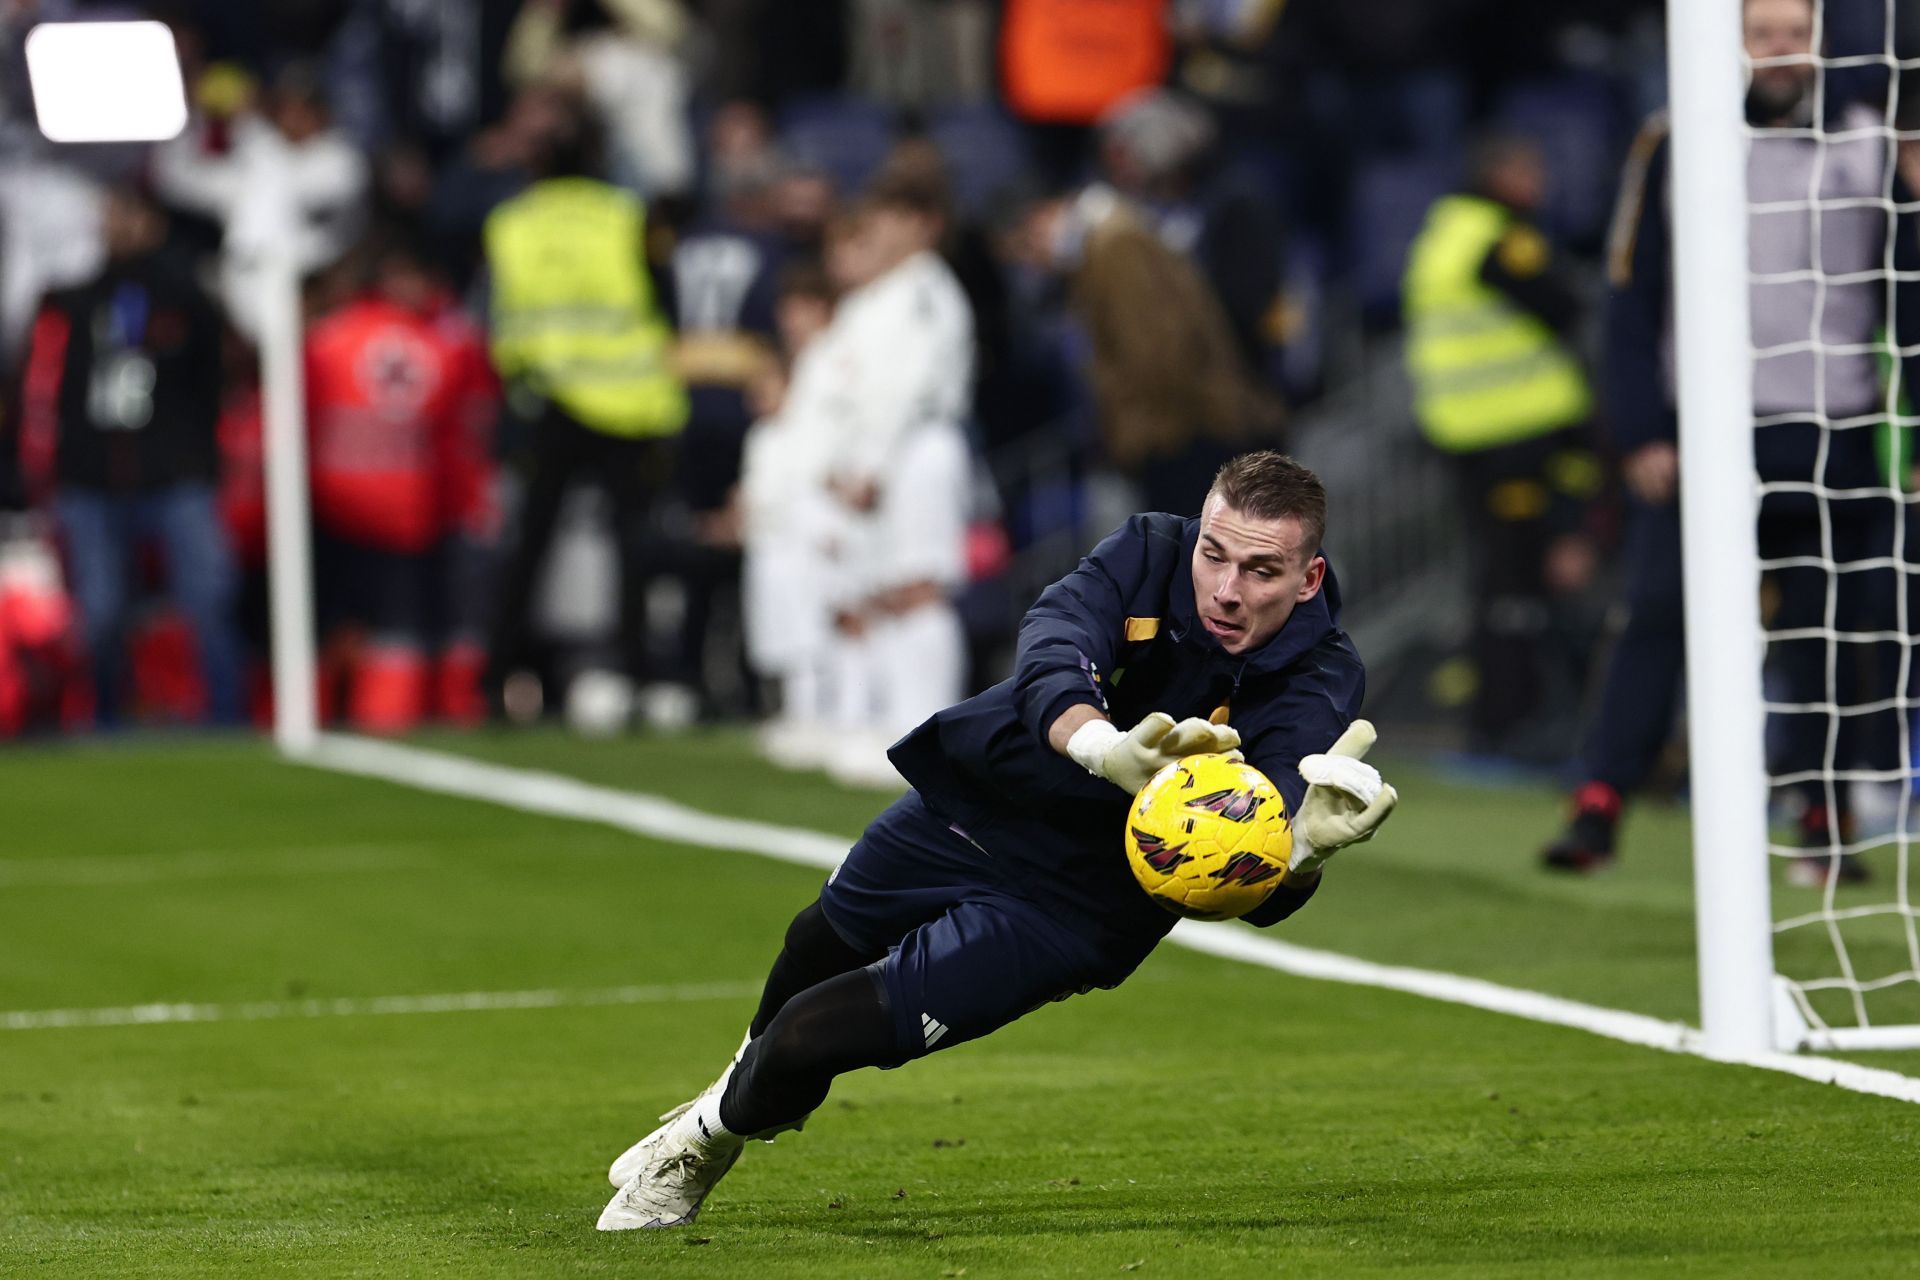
[595,1106,744,1231]
[609,1033,749,1188]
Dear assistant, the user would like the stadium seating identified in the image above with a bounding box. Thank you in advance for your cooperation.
[1492,74,1627,249]
[776,94,898,192]
[926,104,1033,219]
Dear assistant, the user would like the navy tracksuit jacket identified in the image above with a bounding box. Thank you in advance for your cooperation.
[890,512,1367,944]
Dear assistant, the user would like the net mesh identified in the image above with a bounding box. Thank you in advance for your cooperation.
[1748,0,1920,1035]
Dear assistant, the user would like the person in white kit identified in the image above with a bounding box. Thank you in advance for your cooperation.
[814,163,976,787]
[740,262,842,767]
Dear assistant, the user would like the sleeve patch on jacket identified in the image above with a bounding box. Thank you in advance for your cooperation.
[1496,226,1549,278]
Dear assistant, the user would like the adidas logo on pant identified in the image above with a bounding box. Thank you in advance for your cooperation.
[920,1012,949,1048]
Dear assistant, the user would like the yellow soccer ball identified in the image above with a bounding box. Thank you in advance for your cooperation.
[1124,752,1294,921]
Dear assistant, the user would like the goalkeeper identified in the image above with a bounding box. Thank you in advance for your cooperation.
[598,450,1397,1230]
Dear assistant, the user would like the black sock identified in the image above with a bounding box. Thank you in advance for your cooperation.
[721,966,897,1136]
[748,901,877,1038]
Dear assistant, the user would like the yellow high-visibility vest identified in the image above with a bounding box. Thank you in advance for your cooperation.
[1403,194,1591,452]
[484,177,687,439]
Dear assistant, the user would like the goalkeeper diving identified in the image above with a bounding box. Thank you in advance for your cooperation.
[598,450,1399,1230]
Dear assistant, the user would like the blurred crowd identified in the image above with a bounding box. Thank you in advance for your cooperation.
[3,0,1913,821]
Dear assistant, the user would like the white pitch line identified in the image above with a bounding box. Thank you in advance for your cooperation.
[0,980,760,1032]
[300,734,850,870]
[1170,923,1920,1106]
[0,844,434,888]
[191,732,1920,1107]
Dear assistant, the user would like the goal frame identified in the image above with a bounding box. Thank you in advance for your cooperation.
[1668,0,1920,1055]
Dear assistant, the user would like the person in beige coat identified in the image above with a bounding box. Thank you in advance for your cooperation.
[1019,184,1281,515]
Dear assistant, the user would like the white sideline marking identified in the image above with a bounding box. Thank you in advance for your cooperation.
[1171,924,1920,1106]
[300,734,850,870]
[0,981,759,1032]
[150,732,1920,1107]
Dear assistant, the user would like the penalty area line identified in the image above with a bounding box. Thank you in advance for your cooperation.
[294,733,1920,1107]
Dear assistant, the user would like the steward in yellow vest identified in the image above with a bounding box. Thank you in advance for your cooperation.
[485,177,687,439]
[481,118,691,710]
[1404,193,1589,452]
[1401,136,1600,759]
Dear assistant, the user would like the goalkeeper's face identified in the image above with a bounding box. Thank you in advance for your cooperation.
[1191,497,1326,655]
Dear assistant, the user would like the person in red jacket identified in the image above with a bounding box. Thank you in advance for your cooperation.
[304,234,497,731]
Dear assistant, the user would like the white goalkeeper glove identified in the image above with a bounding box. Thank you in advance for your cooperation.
[1288,719,1398,877]
[1067,711,1242,795]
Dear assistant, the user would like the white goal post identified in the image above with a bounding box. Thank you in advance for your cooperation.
[1673,0,1920,1054]
[1668,0,1779,1057]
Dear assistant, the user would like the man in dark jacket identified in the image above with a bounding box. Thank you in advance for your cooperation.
[596,451,1398,1231]
[21,186,242,726]
[1541,0,1920,883]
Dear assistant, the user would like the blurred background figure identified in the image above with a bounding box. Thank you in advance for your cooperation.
[503,0,695,202]
[481,108,687,723]
[1000,0,1172,180]
[305,232,497,735]
[1541,0,1919,881]
[739,259,840,768]
[1014,176,1279,520]
[18,185,241,727]
[1402,133,1599,761]
[0,512,84,735]
[152,62,369,341]
[1097,88,1286,386]
[814,157,976,787]
[661,99,789,722]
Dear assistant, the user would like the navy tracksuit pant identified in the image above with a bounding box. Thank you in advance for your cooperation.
[1580,494,1900,808]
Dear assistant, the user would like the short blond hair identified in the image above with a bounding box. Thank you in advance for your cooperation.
[1207,452,1327,558]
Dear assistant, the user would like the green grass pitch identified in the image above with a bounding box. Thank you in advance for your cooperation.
[4,730,1920,1277]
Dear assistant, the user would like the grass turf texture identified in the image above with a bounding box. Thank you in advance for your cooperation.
[0,732,1916,1277]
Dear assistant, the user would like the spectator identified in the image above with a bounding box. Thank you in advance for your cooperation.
[699,100,779,217]
[305,233,497,733]
[740,260,840,764]
[666,106,790,718]
[0,513,84,735]
[327,0,519,165]
[425,83,574,290]
[0,153,104,375]
[674,107,785,361]
[20,186,243,726]
[1402,133,1599,759]
[768,159,839,259]
[1541,0,1919,882]
[1098,88,1287,382]
[814,159,976,787]
[1016,182,1279,516]
[503,0,695,201]
[1001,0,1173,180]
[152,62,370,340]
[481,112,688,717]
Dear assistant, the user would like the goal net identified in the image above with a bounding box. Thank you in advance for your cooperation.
[1675,0,1920,1052]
